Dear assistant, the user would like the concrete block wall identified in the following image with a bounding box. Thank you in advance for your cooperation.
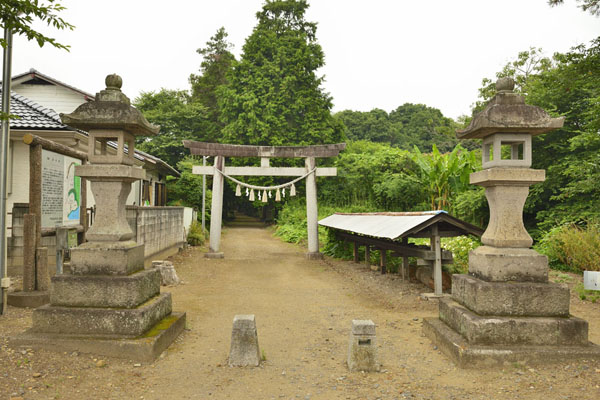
[8,203,58,275]
[126,206,186,260]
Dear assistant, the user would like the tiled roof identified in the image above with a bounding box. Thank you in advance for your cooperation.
[0,89,180,177]
[0,88,70,130]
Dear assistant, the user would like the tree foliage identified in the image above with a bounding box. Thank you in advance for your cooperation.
[134,89,210,168]
[548,0,600,15]
[189,27,236,141]
[0,0,74,50]
[219,0,344,146]
[334,104,463,152]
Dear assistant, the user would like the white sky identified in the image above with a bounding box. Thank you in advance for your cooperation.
[10,0,600,119]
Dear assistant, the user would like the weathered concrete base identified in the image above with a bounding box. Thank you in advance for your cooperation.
[305,252,324,260]
[469,246,548,283]
[70,241,144,275]
[229,315,260,367]
[7,291,50,308]
[423,317,600,368]
[452,274,569,317]
[32,293,172,337]
[419,293,450,301]
[204,252,224,259]
[10,312,186,363]
[439,298,587,346]
[51,269,161,308]
[347,320,379,372]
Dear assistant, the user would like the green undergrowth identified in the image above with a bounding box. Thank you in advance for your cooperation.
[536,220,600,273]
[187,220,207,246]
[574,283,600,303]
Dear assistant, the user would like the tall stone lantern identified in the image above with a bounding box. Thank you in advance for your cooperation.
[424,78,600,367]
[13,75,185,361]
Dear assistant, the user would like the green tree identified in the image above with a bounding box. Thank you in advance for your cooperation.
[134,89,210,168]
[189,27,236,141]
[219,0,344,146]
[0,0,74,50]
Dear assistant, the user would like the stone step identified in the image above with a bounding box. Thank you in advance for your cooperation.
[452,274,570,317]
[51,268,161,308]
[439,298,588,346]
[31,292,172,337]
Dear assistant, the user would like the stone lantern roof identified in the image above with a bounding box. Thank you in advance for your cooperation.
[457,77,564,139]
[60,74,159,136]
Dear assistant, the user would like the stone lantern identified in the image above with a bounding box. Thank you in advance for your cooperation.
[13,75,185,361]
[423,78,600,367]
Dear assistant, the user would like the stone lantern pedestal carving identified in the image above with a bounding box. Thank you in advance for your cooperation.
[11,75,185,361]
[423,78,600,367]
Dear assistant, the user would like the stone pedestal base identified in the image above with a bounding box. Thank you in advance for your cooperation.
[7,291,50,308]
[347,320,379,372]
[469,246,548,283]
[305,252,324,260]
[204,252,224,259]
[11,312,186,362]
[425,274,599,367]
[70,241,144,275]
[424,317,600,368]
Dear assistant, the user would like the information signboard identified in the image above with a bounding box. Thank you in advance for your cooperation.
[41,149,82,228]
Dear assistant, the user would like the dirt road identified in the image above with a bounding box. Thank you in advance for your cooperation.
[1,219,600,399]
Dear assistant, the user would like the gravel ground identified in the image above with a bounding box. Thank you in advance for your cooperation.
[1,221,599,400]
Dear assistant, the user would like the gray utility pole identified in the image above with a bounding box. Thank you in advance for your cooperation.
[0,26,13,315]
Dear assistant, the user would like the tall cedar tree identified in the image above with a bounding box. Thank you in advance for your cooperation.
[189,27,236,141]
[219,0,344,146]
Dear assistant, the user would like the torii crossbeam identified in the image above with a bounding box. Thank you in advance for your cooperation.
[183,141,345,259]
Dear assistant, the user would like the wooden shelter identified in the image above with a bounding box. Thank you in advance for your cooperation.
[319,211,483,296]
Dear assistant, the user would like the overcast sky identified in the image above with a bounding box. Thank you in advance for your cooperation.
[10,0,600,119]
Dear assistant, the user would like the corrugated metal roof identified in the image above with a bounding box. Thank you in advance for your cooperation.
[318,211,481,240]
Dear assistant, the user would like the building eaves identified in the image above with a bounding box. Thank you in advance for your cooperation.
[8,68,95,101]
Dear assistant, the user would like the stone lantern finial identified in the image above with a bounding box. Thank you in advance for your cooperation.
[495,77,515,92]
[105,73,123,90]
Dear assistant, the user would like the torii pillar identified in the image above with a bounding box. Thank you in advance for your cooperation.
[183,141,346,260]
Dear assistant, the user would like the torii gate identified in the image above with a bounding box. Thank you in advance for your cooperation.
[183,141,345,259]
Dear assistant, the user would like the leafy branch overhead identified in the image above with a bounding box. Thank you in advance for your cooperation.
[0,0,74,50]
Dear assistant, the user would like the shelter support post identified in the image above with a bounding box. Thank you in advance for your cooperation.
[365,246,371,266]
[353,242,359,263]
[207,156,225,259]
[402,237,409,281]
[432,225,442,296]
[380,249,387,274]
[305,157,322,259]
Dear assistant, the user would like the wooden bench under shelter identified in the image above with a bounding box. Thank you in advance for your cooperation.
[318,211,483,297]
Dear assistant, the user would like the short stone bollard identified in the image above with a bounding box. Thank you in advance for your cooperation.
[152,260,181,286]
[229,315,260,367]
[347,319,379,372]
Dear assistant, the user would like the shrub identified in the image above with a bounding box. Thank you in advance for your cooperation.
[441,235,480,274]
[187,220,206,246]
[536,221,600,273]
